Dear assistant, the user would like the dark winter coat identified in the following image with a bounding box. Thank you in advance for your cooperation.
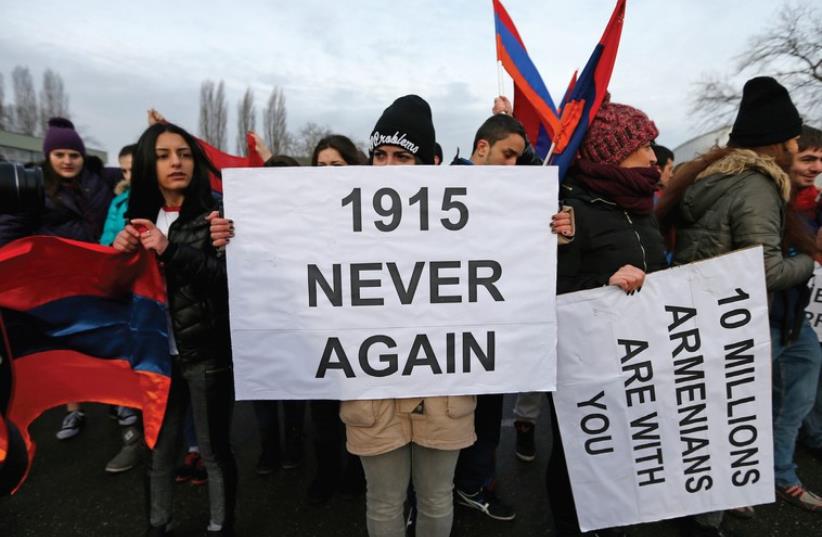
[159,209,231,367]
[672,149,813,292]
[557,175,668,294]
[672,149,815,342]
[0,166,113,247]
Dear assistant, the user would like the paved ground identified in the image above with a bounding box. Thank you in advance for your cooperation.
[2,396,822,537]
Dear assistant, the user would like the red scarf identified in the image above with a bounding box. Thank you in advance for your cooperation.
[792,185,821,223]
[572,160,660,215]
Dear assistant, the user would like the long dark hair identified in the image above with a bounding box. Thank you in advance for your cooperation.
[41,153,85,202]
[127,123,218,222]
[311,135,364,166]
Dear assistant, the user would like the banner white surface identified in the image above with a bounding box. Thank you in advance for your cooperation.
[223,166,558,400]
[805,263,822,342]
[553,248,774,531]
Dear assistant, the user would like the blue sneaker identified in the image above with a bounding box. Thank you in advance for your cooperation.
[56,410,84,440]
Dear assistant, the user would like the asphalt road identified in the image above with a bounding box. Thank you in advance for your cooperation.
[2,396,822,537]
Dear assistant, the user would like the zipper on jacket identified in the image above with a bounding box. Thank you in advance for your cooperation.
[624,211,648,272]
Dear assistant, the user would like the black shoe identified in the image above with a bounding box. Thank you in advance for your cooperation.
[307,477,335,505]
[455,487,516,521]
[282,427,304,469]
[175,452,201,482]
[146,524,172,537]
[256,451,278,476]
[514,420,536,462]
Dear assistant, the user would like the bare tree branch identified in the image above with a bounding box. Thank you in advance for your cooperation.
[0,74,6,130]
[263,87,291,156]
[199,80,215,144]
[235,88,256,155]
[691,1,821,130]
[214,81,227,150]
[689,74,740,130]
[11,66,38,135]
[198,80,228,150]
[294,122,332,158]
[39,69,70,135]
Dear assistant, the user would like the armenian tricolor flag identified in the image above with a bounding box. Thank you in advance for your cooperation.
[492,0,626,178]
[548,0,626,178]
[493,0,560,159]
[0,236,171,491]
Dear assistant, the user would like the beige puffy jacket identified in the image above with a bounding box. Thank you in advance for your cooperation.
[340,396,477,457]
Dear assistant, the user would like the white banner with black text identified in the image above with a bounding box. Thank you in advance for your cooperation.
[805,263,822,342]
[553,247,774,531]
[222,165,558,400]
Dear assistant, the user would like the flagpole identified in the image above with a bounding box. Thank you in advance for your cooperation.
[497,60,505,97]
[543,141,555,166]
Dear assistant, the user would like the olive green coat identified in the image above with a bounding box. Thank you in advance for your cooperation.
[673,149,813,292]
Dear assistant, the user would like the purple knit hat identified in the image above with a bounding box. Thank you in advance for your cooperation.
[578,96,658,165]
[43,117,86,156]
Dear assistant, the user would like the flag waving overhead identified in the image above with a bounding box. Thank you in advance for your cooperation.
[549,0,626,179]
[0,236,171,489]
[198,133,265,194]
[493,0,560,158]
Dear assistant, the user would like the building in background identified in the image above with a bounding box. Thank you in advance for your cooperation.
[673,126,731,164]
[0,128,107,164]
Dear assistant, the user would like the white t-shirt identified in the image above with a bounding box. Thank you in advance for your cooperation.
[156,207,180,356]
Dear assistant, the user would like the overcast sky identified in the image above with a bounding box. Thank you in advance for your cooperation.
[1,0,789,164]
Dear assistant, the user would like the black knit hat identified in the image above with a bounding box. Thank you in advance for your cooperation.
[369,95,436,165]
[729,77,802,148]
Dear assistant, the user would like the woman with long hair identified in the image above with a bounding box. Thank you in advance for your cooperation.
[112,122,236,537]
[657,78,822,527]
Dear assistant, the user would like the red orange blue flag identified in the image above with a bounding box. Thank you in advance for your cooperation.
[0,237,171,491]
[492,0,560,158]
[493,0,626,179]
[548,0,626,178]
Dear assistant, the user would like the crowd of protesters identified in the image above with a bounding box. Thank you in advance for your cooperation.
[1,74,822,537]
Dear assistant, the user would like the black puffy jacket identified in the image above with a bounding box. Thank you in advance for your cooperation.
[557,175,668,294]
[158,210,231,366]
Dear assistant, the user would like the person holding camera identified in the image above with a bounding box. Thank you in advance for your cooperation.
[0,117,114,441]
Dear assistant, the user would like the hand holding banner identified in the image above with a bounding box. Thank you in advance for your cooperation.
[223,166,559,401]
[553,247,773,531]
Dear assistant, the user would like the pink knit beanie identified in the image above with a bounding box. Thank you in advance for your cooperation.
[578,96,658,165]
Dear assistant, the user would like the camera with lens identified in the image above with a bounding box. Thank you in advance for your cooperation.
[0,162,44,214]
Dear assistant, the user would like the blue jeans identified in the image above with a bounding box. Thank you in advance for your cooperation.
[771,322,822,486]
[801,347,822,449]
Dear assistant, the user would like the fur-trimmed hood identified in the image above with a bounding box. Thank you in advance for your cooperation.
[695,148,791,202]
[680,148,792,226]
